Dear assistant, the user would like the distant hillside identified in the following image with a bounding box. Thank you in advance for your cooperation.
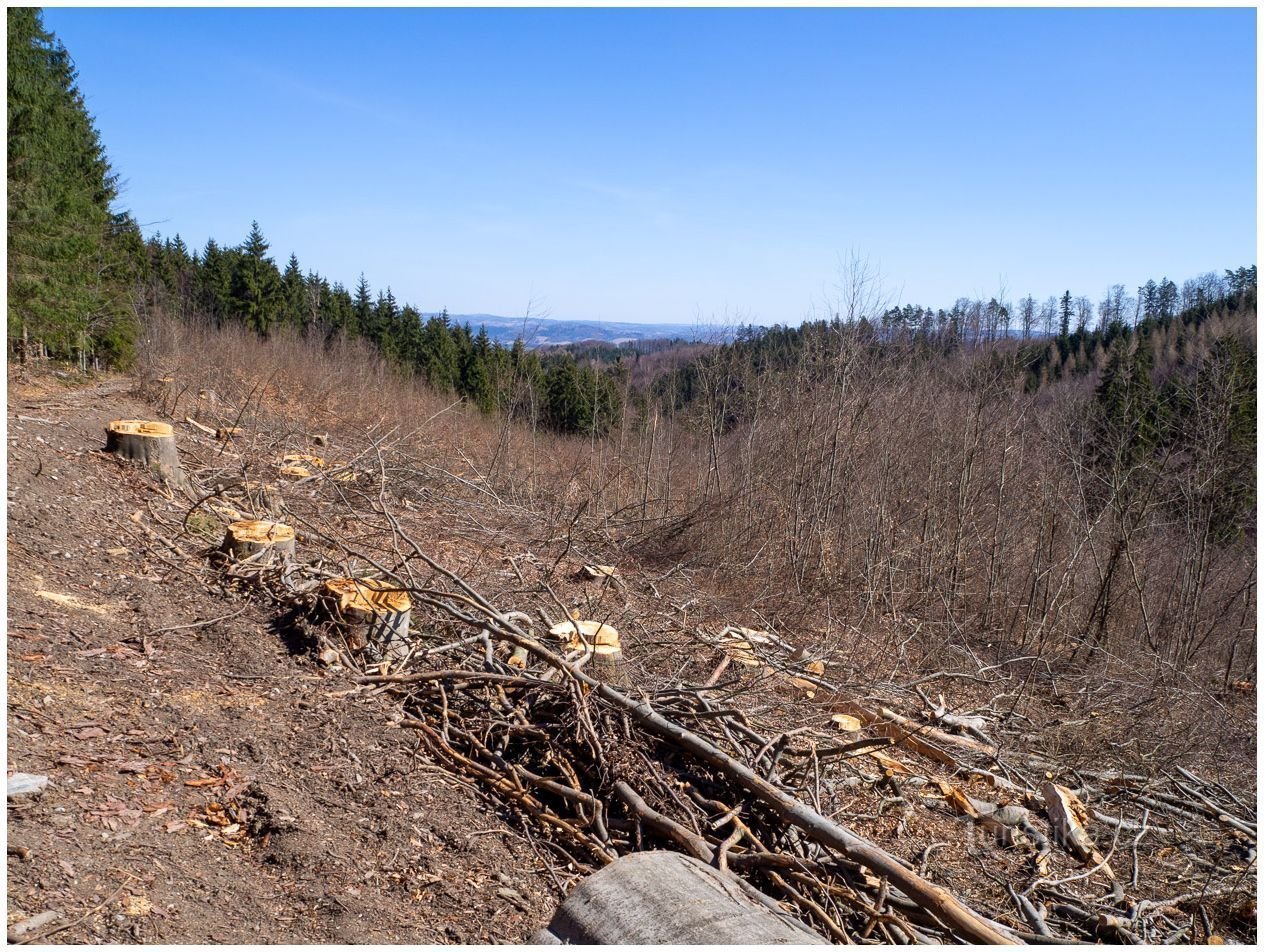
[435,314,741,347]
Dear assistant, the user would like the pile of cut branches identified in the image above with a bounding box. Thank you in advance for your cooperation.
[138,399,1256,946]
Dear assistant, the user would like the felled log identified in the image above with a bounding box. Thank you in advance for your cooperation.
[220,519,295,564]
[184,416,216,436]
[1042,781,1114,877]
[104,420,187,489]
[215,426,243,441]
[532,851,827,945]
[494,625,1020,945]
[319,578,412,661]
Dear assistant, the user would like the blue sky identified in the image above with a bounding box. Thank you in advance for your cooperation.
[45,6,1257,325]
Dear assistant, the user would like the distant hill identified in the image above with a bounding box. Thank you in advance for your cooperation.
[432,314,742,347]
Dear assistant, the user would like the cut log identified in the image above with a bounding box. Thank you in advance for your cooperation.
[184,416,217,436]
[221,519,296,564]
[104,420,187,489]
[319,578,412,662]
[215,426,243,441]
[494,627,1021,944]
[533,851,827,945]
[1042,781,1115,876]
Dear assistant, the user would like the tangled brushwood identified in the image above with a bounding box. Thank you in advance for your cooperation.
[119,374,1256,946]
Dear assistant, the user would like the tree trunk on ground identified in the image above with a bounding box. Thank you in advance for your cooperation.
[533,851,827,945]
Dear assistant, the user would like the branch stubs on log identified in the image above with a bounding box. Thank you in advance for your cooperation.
[221,519,296,564]
[320,578,411,662]
[104,420,187,490]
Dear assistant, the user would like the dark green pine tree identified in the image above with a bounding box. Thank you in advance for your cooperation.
[419,313,459,391]
[230,221,282,334]
[542,354,585,433]
[1058,290,1073,339]
[197,238,234,323]
[281,253,306,328]
[351,274,372,340]
[8,7,138,365]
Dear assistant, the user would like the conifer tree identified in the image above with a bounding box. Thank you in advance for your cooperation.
[281,253,306,328]
[8,7,137,364]
[230,221,282,334]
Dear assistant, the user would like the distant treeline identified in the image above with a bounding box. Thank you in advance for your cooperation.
[7,9,624,435]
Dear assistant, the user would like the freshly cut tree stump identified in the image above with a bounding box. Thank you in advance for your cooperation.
[104,419,187,489]
[320,578,412,662]
[221,519,296,563]
[549,620,631,687]
[279,454,324,480]
[284,453,325,468]
[533,851,826,945]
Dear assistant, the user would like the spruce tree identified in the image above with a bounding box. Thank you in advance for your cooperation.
[8,7,137,364]
[230,221,282,334]
[281,253,306,328]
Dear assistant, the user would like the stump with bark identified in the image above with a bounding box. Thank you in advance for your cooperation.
[241,482,286,517]
[549,620,632,688]
[319,578,412,662]
[220,519,296,564]
[104,419,188,490]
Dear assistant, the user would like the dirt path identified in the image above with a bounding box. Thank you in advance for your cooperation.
[6,372,557,943]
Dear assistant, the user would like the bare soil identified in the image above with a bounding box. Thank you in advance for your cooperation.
[6,372,557,944]
[6,364,1256,945]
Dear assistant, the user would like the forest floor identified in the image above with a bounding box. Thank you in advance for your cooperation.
[6,371,556,943]
[6,364,1258,945]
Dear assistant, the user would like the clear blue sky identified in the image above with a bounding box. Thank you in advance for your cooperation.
[44,6,1257,325]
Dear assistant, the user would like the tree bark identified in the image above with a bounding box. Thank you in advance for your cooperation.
[104,420,187,490]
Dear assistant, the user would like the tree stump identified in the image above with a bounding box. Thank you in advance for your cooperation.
[104,420,187,489]
[533,851,826,944]
[279,453,324,480]
[549,620,631,688]
[241,482,286,517]
[221,519,296,564]
[319,578,412,662]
